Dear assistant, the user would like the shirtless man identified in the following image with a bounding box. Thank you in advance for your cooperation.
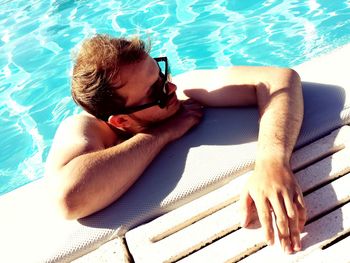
[46,34,307,254]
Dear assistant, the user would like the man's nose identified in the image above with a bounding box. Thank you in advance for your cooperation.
[167,82,177,94]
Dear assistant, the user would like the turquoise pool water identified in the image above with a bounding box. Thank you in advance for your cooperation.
[1,0,350,196]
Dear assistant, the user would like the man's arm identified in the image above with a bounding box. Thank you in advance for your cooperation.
[46,102,202,220]
[174,66,306,253]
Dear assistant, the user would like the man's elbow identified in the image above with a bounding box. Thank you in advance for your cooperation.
[55,188,88,220]
[46,173,83,220]
[286,68,302,88]
[274,68,302,97]
[47,165,95,220]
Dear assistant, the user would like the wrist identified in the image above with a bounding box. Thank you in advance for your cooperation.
[255,152,290,169]
[144,125,174,145]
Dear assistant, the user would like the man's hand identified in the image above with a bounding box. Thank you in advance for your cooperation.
[154,99,203,141]
[239,159,307,254]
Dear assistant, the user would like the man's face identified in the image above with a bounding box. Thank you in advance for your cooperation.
[115,55,181,131]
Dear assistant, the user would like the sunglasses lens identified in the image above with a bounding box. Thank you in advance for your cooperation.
[154,57,171,109]
[158,60,166,75]
[157,84,167,108]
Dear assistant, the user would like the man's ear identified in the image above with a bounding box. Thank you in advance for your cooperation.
[108,115,130,129]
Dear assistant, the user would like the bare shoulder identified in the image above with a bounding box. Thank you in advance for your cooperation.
[45,113,117,173]
[54,113,111,144]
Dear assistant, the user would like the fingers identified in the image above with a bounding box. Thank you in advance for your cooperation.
[283,193,300,252]
[182,99,203,107]
[270,195,292,253]
[295,191,307,232]
[181,100,203,112]
[255,198,274,246]
[181,101,204,122]
[239,189,253,228]
[272,190,306,253]
[240,169,306,255]
[160,101,204,140]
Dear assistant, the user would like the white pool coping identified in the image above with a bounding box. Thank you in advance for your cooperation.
[1,43,350,263]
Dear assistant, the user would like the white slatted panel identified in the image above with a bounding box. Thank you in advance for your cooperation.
[297,231,350,263]
[125,126,350,263]
[181,175,350,263]
[241,204,350,263]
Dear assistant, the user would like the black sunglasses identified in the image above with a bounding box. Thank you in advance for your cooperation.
[118,57,173,115]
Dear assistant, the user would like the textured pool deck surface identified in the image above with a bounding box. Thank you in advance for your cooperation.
[1,44,350,263]
[124,126,350,262]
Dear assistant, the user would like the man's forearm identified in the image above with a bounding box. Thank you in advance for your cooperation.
[240,69,306,253]
[53,101,203,220]
[56,131,170,219]
[255,69,303,164]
